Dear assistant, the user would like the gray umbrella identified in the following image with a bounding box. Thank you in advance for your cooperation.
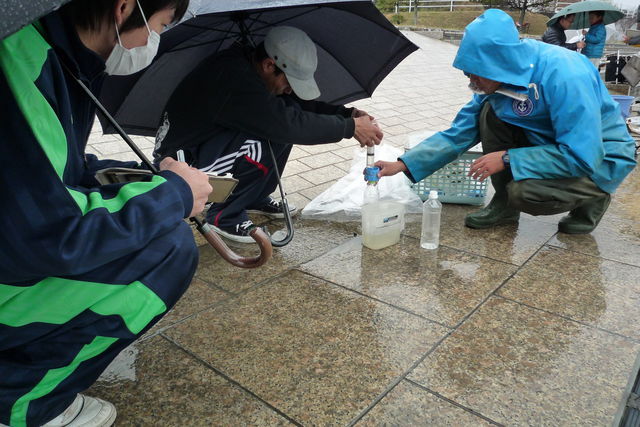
[0,0,71,40]
[99,0,417,136]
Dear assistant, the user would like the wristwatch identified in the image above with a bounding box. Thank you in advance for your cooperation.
[502,151,510,167]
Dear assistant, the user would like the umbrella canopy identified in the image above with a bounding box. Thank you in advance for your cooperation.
[547,1,624,29]
[0,0,71,40]
[99,0,417,136]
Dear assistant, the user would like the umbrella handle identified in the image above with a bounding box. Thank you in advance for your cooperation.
[60,62,273,268]
[266,141,294,248]
[195,219,272,268]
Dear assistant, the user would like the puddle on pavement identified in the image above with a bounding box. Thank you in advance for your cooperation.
[96,344,139,385]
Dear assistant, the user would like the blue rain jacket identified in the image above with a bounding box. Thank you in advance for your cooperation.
[583,23,606,58]
[401,9,636,194]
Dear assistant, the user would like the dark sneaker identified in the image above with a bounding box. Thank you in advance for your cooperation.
[247,198,298,219]
[210,220,259,244]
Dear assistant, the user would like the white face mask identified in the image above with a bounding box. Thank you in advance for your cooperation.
[105,0,160,76]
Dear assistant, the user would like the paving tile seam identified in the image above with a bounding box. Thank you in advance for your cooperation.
[545,241,640,269]
[371,229,640,424]
[193,273,237,297]
[295,231,524,329]
[192,240,337,297]
[398,232,521,268]
[446,237,552,331]
[495,295,640,345]
[138,293,237,342]
[403,379,504,426]
[205,241,363,299]
[613,352,640,424]
[265,223,360,253]
[345,328,457,427]
[293,268,453,331]
[159,333,304,426]
[216,266,299,298]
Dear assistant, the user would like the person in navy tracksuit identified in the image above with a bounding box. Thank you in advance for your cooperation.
[0,1,211,426]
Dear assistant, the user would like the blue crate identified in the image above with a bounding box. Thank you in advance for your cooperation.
[411,152,487,205]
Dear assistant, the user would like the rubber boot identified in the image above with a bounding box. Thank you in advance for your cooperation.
[465,171,520,229]
[558,194,611,234]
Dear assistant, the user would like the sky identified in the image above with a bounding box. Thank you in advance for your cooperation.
[614,0,640,12]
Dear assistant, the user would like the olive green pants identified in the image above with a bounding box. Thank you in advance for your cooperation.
[479,103,608,216]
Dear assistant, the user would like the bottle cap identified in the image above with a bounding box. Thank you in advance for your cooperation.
[364,166,380,183]
[429,190,438,199]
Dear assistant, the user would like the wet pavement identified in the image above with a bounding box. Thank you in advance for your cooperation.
[86,32,640,425]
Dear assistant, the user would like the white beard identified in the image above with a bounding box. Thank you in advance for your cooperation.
[467,81,486,95]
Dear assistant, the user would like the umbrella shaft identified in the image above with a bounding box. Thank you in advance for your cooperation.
[62,63,158,174]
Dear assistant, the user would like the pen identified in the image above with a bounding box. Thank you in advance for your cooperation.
[176,149,185,163]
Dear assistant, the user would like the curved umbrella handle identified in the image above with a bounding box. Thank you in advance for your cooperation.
[268,198,294,247]
[60,67,274,269]
[195,220,272,268]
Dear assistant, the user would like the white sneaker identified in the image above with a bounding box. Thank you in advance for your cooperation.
[43,394,116,427]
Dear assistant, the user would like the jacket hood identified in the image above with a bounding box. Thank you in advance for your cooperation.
[453,9,536,89]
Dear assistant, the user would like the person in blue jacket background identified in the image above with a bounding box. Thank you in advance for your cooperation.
[376,9,636,234]
[0,0,212,426]
[582,11,607,68]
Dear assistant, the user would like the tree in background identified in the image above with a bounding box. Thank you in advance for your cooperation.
[502,0,554,26]
[374,0,399,13]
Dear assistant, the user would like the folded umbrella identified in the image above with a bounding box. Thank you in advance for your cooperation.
[547,1,624,30]
[98,0,418,136]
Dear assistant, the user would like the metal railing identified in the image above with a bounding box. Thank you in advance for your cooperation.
[394,0,484,13]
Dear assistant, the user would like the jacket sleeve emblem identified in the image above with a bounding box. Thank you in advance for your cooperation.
[512,98,534,116]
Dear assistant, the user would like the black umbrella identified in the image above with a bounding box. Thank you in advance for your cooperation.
[99,0,417,136]
[0,0,71,40]
[0,0,273,266]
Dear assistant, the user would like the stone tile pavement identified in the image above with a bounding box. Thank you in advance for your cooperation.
[86,32,640,425]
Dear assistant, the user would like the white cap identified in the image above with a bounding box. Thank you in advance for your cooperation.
[264,26,320,100]
[429,190,439,199]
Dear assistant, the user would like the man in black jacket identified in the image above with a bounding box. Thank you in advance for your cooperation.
[154,26,383,243]
[542,14,586,51]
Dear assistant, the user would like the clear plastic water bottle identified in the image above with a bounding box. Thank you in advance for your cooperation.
[420,190,442,250]
[363,146,380,205]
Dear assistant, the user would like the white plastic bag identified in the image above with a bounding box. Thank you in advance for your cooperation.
[301,144,423,221]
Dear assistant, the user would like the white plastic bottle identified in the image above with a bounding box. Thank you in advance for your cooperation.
[420,190,442,250]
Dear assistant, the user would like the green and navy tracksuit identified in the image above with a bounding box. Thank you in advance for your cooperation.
[0,12,197,427]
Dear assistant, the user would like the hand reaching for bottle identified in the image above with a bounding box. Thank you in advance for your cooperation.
[373,160,408,178]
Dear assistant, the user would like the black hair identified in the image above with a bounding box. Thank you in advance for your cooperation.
[590,10,605,18]
[121,0,189,32]
[253,42,284,75]
[61,0,189,32]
